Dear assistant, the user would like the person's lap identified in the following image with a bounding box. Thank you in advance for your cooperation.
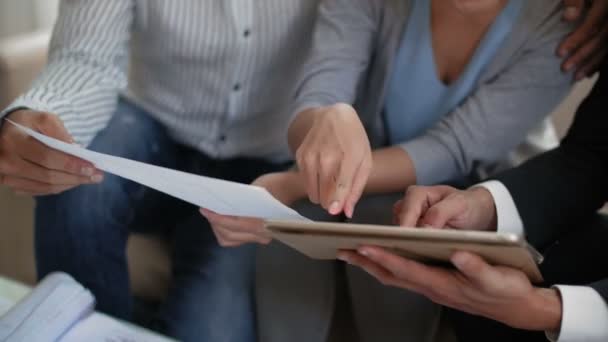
[348,194,444,342]
[35,99,285,342]
[257,194,444,342]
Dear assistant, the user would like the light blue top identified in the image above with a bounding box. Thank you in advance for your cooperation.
[384,0,523,144]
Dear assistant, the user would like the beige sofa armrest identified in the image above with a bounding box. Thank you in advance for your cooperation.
[0,30,50,109]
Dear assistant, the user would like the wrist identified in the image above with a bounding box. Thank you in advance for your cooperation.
[469,187,498,231]
[529,288,563,332]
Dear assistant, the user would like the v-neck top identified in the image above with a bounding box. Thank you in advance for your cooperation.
[384,0,523,144]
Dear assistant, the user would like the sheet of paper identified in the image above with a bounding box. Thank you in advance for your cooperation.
[7,120,308,221]
[0,273,95,342]
[0,297,12,317]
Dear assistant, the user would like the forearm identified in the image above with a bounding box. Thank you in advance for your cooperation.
[364,146,416,194]
[289,0,377,152]
[0,0,133,146]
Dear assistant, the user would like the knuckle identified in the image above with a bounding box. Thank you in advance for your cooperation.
[319,154,337,168]
[63,158,80,173]
[303,153,317,167]
[37,113,59,126]
[0,159,16,174]
[36,113,52,127]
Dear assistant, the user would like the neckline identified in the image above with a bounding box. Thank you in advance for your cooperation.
[425,0,520,88]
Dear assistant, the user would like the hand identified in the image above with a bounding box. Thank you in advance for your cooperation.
[0,110,103,196]
[201,171,307,247]
[338,247,563,332]
[395,185,497,231]
[294,104,372,218]
[560,0,608,80]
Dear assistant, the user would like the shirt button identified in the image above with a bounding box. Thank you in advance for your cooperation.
[243,29,251,38]
[233,83,241,91]
[219,134,227,142]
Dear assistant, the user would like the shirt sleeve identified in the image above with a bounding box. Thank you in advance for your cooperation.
[290,0,378,117]
[0,0,134,147]
[545,285,608,342]
[475,180,524,236]
[398,8,574,186]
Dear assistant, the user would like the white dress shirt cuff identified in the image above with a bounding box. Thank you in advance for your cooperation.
[546,285,608,342]
[475,180,524,236]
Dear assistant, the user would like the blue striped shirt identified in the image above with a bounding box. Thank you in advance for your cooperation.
[1,0,320,161]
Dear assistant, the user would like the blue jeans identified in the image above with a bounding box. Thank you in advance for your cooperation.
[35,100,288,342]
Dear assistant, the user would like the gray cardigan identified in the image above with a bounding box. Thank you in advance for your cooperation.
[292,0,575,185]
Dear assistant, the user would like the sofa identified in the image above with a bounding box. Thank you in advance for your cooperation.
[0,30,598,336]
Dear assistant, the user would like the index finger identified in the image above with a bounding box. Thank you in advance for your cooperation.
[18,136,97,177]
[328,157,360,216]
[399,186,454,227]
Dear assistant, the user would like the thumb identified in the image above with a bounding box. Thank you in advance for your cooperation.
[35,114,74,144]
[420,194,468,229]
[451,252,500,290]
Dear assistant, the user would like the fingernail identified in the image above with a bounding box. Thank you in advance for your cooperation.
[337,254,349,263]
[451,253,469,268]
[81,167,94,176]
[558,48,568,58]
[564,62,574,72]
[90,174,103,183]
[358,248,370,257]
[345,206,353,219]
[329,201,341,215]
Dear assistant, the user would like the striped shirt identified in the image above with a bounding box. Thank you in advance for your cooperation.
[1,0,320,161]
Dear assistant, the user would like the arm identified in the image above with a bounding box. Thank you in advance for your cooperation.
[497,68,608,249]
[391,12,575,187]
[288,0,380,217]
[341,246,608,341]
[288,0,378,150]
[0,0,134,146]
[0,0,132,196]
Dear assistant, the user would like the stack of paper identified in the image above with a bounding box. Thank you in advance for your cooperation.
[0,273,95,341]
[0,273,176,342]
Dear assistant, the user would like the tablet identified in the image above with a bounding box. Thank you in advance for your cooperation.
[265,220,544,283]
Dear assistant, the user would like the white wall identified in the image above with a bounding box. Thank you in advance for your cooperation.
[0,0,58,38]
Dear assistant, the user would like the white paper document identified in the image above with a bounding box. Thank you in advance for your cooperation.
[0,273,95,342]
[7,120,307,221]
[0,273,175,342]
